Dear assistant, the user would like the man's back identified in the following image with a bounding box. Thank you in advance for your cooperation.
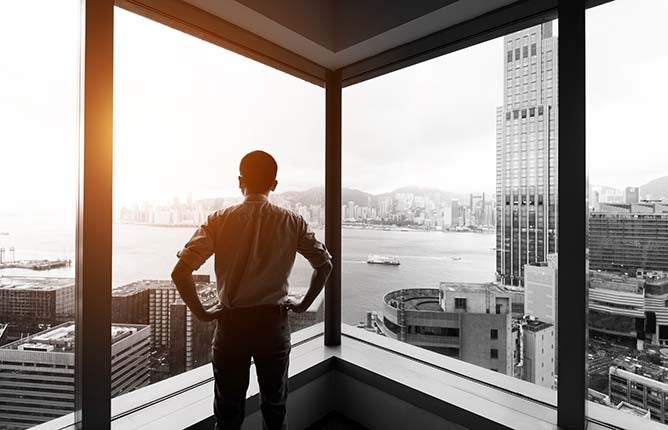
[177,194,329,309]
[171,150,332,430]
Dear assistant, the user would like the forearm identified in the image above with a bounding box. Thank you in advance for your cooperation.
[171,261,207,318]
[300,262,332,310]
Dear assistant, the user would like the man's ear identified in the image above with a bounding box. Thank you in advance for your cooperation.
[271,180,278,192]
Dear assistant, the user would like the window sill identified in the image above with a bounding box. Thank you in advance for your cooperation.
[35,323,657,430]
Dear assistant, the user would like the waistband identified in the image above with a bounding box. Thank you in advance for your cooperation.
[223,303,287,315]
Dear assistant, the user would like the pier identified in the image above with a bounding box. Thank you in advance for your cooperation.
[0,259,71,271]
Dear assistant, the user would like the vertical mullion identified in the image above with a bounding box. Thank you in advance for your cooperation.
[557,0,586,428]
[75,0,114,428]
[325,69,342,346]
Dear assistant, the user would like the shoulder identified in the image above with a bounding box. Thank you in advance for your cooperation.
[268,203,305,226]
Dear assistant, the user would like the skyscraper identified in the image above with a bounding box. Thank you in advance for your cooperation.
[496,23,558,286]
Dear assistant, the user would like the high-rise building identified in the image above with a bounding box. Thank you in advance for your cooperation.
[379,283,514,375]
[496,23,558,286]
[515,317,555,390]
[524,254,558,324]
[112,282,150,324]
[0,277,74,342]
[589,203,668,274]
[0,322,150,429]
[625,187,640,204]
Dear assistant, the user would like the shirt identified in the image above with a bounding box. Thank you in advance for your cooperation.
[177,194,331,308]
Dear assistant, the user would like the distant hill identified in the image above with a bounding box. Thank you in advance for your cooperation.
[640,176,668,200]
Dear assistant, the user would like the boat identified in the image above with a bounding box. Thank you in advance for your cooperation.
[367,254,400,265]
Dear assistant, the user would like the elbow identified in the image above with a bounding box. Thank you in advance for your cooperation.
[171,262,188,283]
[321,260,333,275]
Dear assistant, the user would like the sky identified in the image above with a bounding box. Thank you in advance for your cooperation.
[1,0,668,217]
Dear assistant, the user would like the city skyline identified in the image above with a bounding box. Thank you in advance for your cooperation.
[2,2,668,217]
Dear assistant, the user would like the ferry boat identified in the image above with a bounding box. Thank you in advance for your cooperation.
[367,254,400,266]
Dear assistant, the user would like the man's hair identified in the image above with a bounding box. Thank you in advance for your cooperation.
[239,150,278,192]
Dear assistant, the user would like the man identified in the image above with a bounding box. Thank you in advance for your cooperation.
[171,150,332,430]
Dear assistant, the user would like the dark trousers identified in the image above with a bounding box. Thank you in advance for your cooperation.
[212,305,291,430]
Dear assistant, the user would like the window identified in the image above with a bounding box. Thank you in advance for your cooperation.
[112,8,324,394]
[587,0,668,426]
[0,1,80,428]
[343,18,558,397]
[523,46,529,58]
[531,43,537,56]
[507,51,513,63]
[491,349,499,359]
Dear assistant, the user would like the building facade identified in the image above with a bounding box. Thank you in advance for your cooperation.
[609,359,668,424]
[524,254,557,323]
[515,318,555,390]
[588,271,668,348]
[0,322,150,429]
[0,278,74,343]
[496,22,558,286]
[380,283,514,375]
[589,203,668,274]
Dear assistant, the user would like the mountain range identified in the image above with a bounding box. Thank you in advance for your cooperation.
[277,186,471,207]
[639,176,668,200]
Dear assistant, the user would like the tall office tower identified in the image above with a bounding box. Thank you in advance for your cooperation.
[496,23,558,286]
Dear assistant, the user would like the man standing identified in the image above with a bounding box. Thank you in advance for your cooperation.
[171,150,332,430]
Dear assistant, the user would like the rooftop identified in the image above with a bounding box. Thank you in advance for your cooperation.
[439,281,508,295]
[1,321,148,353]
[114,278,214,296]
[615,402,651,419]
[522,318,553,332]
[611,356,668,383]
[0,276,74,292]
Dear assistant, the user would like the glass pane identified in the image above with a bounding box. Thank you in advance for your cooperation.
[112,8,324,393]
[586,0,668,426]
[0,1,80,428]
[343,19,558,395]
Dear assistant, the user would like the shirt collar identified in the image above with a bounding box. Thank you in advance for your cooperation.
[244,194,269,203]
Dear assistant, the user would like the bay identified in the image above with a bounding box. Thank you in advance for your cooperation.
[0,217,495,324]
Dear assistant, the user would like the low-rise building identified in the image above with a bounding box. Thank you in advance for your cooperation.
[0,322,150,429]
[609,357,668,424]
[380,283,514,375]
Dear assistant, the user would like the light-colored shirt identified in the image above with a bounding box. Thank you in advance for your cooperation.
[177,194,331,308]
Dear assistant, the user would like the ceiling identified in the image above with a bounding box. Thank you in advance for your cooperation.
[182,0,520,70]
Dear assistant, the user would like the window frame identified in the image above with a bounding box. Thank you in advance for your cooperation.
[69,0,609,428]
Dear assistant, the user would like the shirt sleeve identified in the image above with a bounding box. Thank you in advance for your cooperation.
[176,213,217,271]
[297,216,332,269]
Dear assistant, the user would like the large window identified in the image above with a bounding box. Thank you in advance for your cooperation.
[343,20,558,395]
[0,1,80,428]
[586,0,668,426]
[111,8,325,391]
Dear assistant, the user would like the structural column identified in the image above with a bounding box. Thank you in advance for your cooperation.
[557,0,586,428]
[75,1,114,428]
[325,69,342,346]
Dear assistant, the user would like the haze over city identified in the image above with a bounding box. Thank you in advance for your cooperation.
[1,1,668,217]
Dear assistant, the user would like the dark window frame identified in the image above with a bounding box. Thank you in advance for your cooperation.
[71,0,594,428]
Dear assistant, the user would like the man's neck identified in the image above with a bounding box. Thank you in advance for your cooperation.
[244,193,269,202]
